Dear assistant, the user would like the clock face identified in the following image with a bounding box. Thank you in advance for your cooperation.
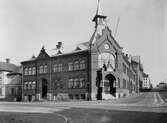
[104,44,110,49]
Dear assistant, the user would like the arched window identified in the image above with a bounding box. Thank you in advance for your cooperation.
[53,64,58,72]
[74,61,79,70]
[98,53,115,71]
[24,68,28,75]
[28,68,32,75]
[44,65,47,73]
[29,82,32,89]
[80,60,85,70]
[24,82,28,90]
[79,78,85,88]
[58,64,62,72]
[39,66,43,73]
[68,79,73,88]
[32,67,36,75]
[73,79,78,88]
[32,81,36,89]
[68,62,73,71]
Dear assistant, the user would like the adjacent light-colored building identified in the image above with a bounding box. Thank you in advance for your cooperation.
[142,73,151,89]
[157,82,167,89]
[0,59,22,101]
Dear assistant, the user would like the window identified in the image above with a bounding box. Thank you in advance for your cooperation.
[76,79,79,88]
[68,79,73,88]
[32,67,36,75]
[80,60,85,70]
[32,81,36,89]
[98,53,115,70]
[79,78,85,88]
[53,64,58,72]
[24,82,28,90]
[39,66,44,73]
[73,79,78,88]
[53,64,62,72]
[123,79,126,89]
[68,62,73,71]
[28,82,32,89]
[28,68,32,75]
[117,78,120,88]
[44,65,48,73]
[58,64,62,72]
[74,61,79,70]
[24,68,28,75]
[69,78,86,89]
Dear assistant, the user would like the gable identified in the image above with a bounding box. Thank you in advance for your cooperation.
[91,26,122,55]
[37,47,50,60]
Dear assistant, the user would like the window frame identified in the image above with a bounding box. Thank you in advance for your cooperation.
[80,60,86,70]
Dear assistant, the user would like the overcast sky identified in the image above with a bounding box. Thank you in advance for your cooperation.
[0,0,166,86]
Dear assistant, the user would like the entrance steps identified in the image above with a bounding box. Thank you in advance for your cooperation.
[102,93,116,100]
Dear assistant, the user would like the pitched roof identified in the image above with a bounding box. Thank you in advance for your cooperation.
[75,42,89,50]
[0,62,17,72]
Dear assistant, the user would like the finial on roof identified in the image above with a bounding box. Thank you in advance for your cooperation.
[32,54,36,59]
[57,50,62,54]
[96,0,103,16]
[42,45,45,49]
[93,0,107,28]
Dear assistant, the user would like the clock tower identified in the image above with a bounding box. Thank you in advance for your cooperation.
[89,0,123,100]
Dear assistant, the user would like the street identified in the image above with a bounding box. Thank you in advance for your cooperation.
[0,92,167,123]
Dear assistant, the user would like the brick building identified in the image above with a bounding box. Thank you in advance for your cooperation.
[21,2,146,101]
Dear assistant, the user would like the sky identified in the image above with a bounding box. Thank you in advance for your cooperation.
[0,0,166,86]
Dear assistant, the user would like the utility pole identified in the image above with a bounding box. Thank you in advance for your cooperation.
[114,16,120,38]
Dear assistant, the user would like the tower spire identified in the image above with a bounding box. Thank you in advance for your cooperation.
[93,0,107,28]
[96,0,102,16]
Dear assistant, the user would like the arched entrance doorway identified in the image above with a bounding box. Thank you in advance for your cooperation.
[104,74,116,97]
[42,78,48,99]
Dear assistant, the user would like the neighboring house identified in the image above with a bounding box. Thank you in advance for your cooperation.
[131,56,144,92]
[0,59,22,101]
[21,2,147,101]
[142,73,151,89]
[157,82,167,89]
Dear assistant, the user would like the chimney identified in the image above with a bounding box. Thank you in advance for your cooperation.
[6,58,10,63]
